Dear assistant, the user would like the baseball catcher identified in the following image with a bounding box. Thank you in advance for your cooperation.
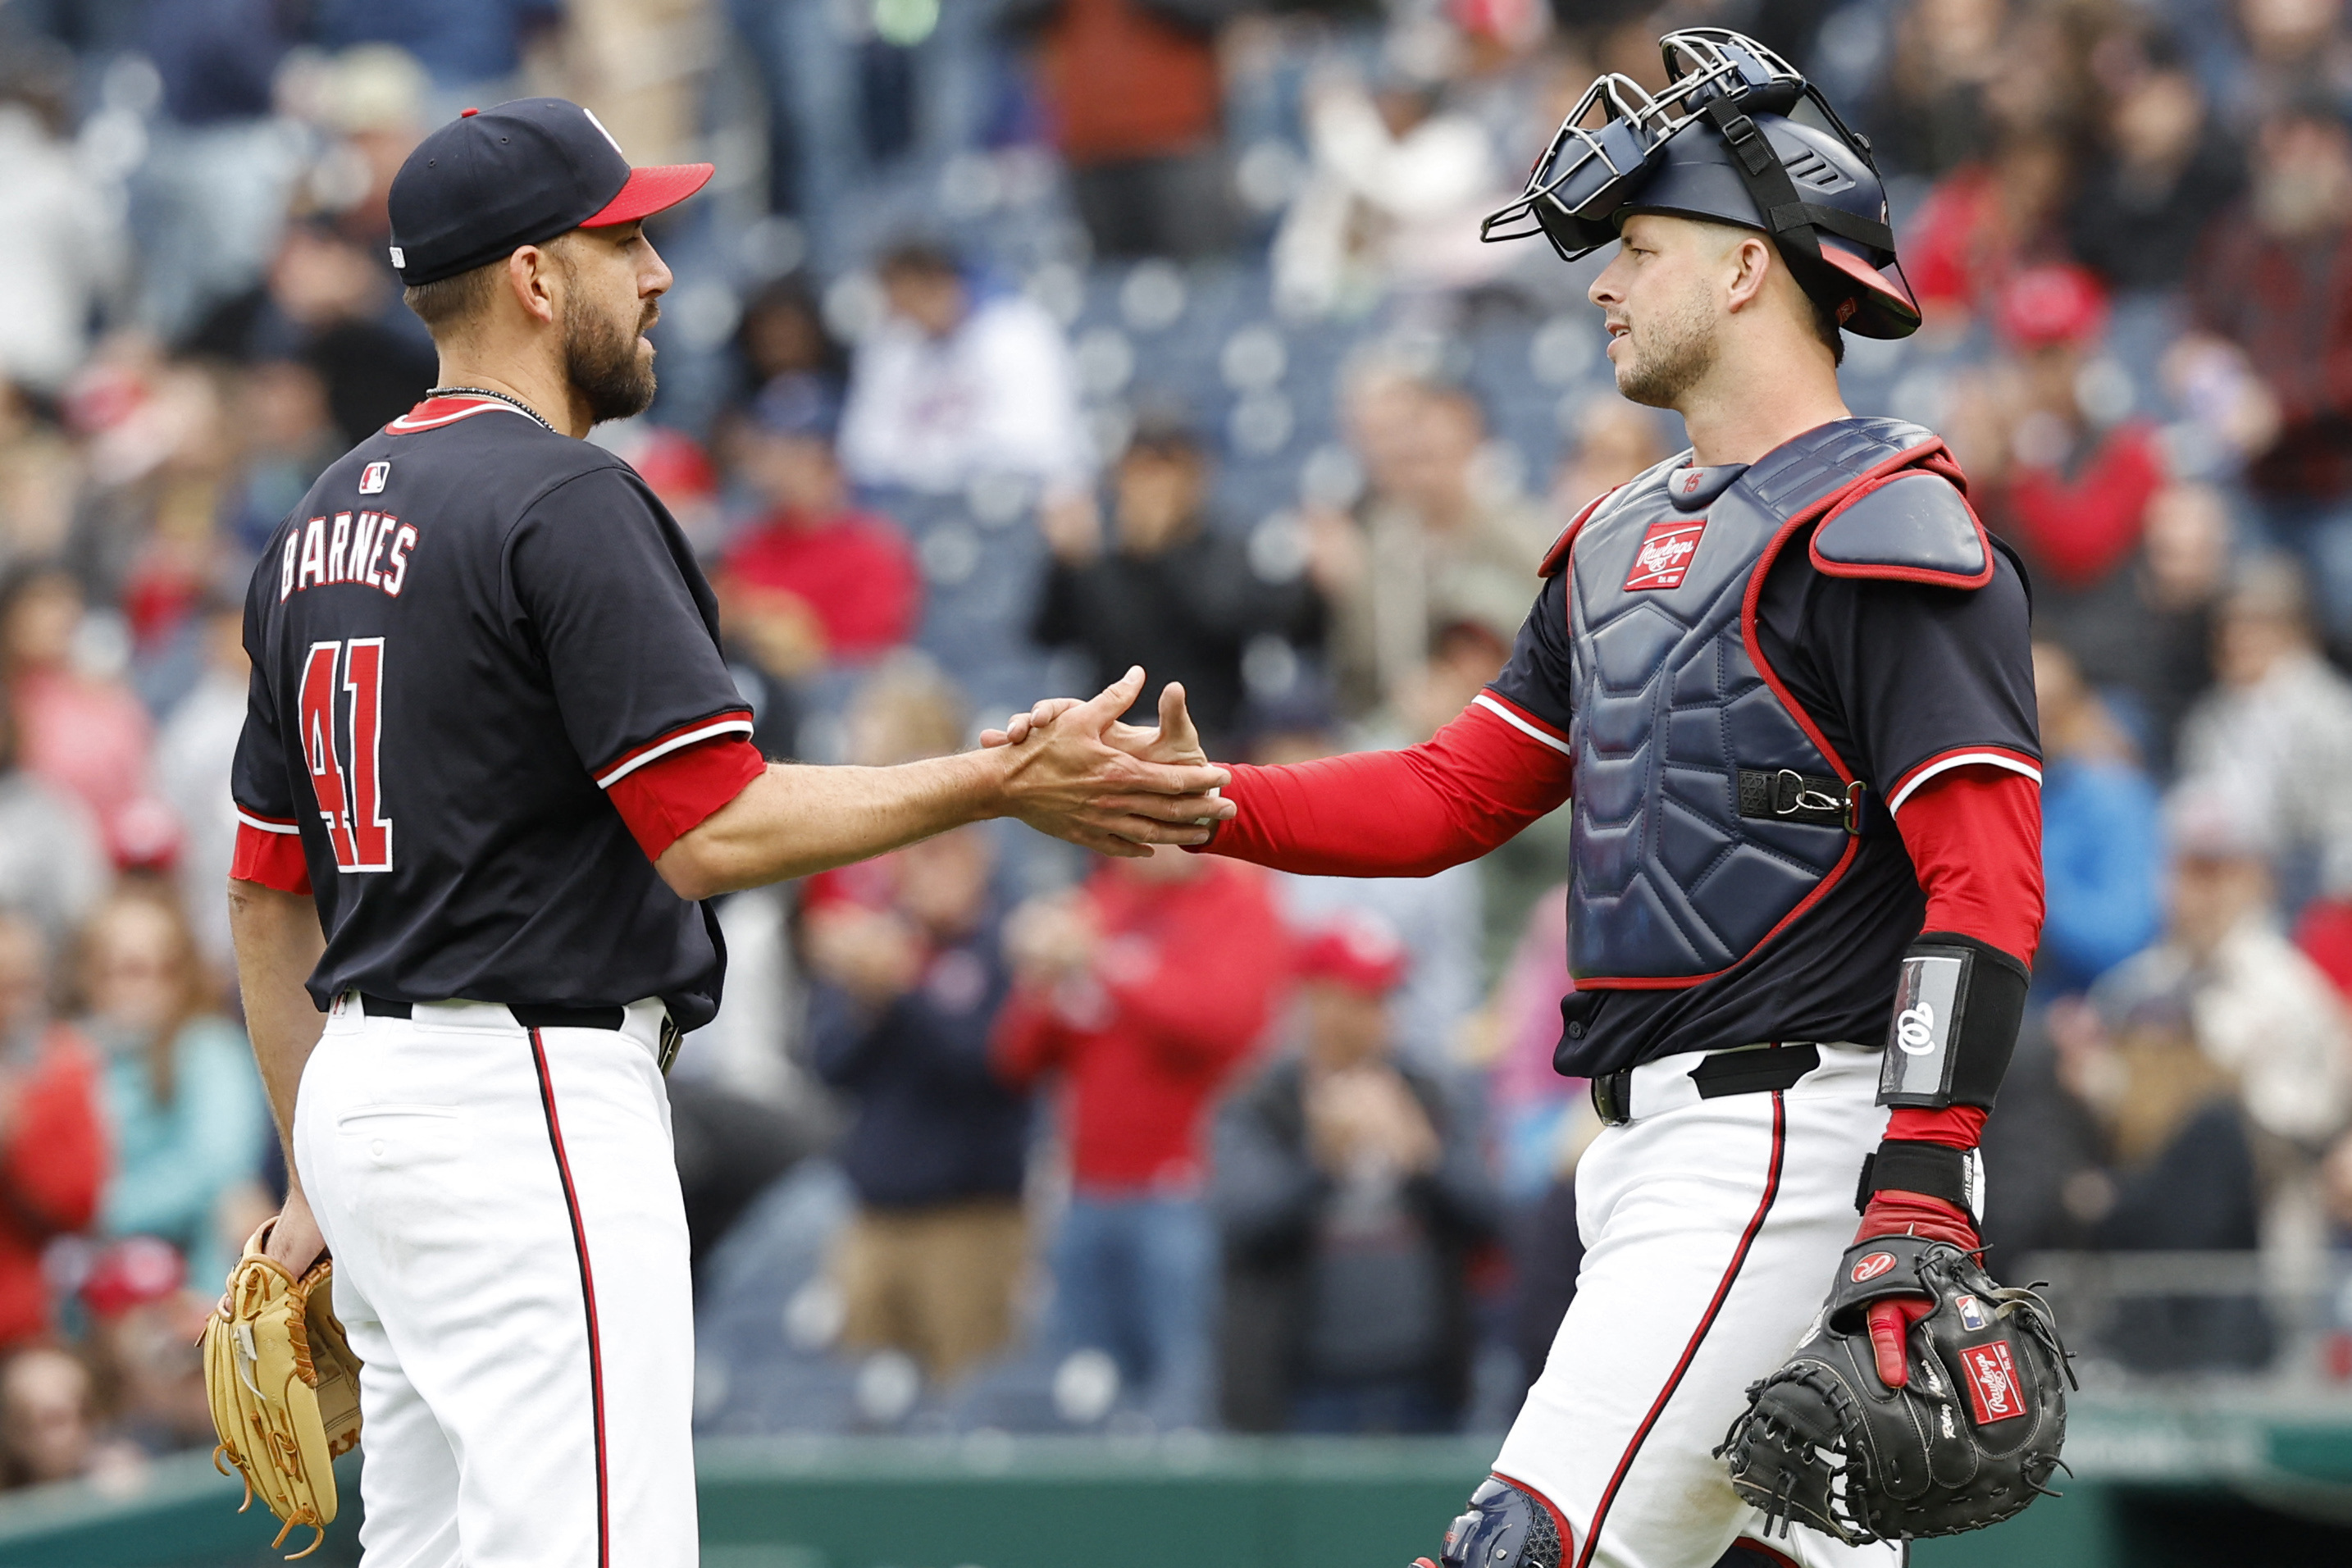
[991,25,2065,1567]
[205,1224,362,1559]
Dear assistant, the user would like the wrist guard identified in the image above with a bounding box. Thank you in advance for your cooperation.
[1877,932,2030,1110]
[1857,1141,1980,1221]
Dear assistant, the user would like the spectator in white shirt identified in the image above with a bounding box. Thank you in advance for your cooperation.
[837,241,1091,497]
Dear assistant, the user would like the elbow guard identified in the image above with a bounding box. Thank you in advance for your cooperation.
[1876,932,2031,1111]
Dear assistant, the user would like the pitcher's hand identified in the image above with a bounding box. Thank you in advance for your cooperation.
[984,679,1210,769]
[991,668,1231,856]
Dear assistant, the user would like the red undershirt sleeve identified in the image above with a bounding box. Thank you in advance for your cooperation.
[606,736,768,862]
[1886,764,2044,1150]
[1201,697,1575,877]
[230,814,312,896]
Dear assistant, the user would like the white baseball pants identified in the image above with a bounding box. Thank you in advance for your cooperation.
[294,996,699,1568]
[1490,1041,1904,1568]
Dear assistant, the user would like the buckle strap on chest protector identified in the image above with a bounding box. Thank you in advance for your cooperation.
[1737,769,1881,835]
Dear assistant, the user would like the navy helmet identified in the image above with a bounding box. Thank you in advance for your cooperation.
[1483,30,1920,340]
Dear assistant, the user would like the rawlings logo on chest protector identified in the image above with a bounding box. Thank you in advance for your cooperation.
[1623,516,1707,590]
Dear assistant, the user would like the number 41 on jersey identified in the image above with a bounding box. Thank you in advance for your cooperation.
[300,638,394,873]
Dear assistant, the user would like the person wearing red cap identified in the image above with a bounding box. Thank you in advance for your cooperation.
[224,98,1230,1566]
[1953,263,2172,602]
[1211,913,1500,1434]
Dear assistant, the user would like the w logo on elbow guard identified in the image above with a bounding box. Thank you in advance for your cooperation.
[1879,951,1967,1104]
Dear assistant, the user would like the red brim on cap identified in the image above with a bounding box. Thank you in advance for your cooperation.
[582,162,715,228]
[1815,239,1921,339]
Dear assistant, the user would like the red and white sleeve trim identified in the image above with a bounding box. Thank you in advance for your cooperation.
[594,711,756,789]
[1887,746,2042,813]
[1471,692,1572,757]
[609,736,767,861]
[230,807,312,895]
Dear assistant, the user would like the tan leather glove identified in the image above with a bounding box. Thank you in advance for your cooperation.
[204,1222,362,1559]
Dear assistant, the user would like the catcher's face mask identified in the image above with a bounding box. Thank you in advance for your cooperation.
[1484,29,1921,340]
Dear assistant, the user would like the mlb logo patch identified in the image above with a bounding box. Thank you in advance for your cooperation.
[1955,1294,1990,1332]
[1624,517,1707,591]
[1961,1339,2027,1424]
[359,461,391,495]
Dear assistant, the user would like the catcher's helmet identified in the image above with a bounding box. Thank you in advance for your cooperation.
[1482,29,1920,340]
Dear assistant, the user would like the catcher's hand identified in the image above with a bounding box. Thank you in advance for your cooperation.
[1716,1231,2074,1543]
[204,1221,362,1559]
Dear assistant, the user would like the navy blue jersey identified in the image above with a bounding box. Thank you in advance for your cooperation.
[231,397,754,1029]
[1489,535,2039,1078]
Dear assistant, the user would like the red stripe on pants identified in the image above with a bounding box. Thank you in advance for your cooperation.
[530,1028,611,1568]
[1574,1092,1789,1568]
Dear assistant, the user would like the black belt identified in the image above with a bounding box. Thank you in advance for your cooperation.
[1589,1042,1821,1127]
[360,995,625,1030]
[358,994,681,1074]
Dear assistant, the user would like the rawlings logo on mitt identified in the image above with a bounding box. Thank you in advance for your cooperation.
[1716,1237,2074,1542]
[204,1224,363,1559]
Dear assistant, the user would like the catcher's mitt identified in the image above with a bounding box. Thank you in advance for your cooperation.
[1716,1236,2073,1543]
[204,1223,362,1559]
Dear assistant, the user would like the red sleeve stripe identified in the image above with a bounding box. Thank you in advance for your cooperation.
[1471,692,1572,756]
[1888,747,2042,813]
[235,806,302,834]
[594,712,756,789]
[608,736,767,861]
[230,820,312,895]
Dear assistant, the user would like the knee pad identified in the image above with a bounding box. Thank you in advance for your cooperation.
[1415,1476,1566,1568]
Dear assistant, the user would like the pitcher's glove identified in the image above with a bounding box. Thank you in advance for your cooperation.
[204,1223,363,1559]
[1716,1200,2073,1543]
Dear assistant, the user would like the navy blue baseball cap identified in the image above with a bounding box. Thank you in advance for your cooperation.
[387,98,713,286]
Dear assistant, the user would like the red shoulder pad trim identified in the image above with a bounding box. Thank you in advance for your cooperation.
[1540,485,1623,578]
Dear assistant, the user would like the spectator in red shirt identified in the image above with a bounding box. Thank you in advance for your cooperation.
[2186,98,2352,637]
[1002,0,1237,259]
[1903,131,2075,331]
[0,911,106,1353]
[994,845,1290,1427]
[718,374,923,707]
[0,564,178,869]
[1962,264,2172,595]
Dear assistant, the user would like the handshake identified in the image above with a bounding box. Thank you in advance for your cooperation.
[980,665,1230,858]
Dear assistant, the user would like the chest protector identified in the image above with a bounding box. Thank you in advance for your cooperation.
[1552,417,1988,987]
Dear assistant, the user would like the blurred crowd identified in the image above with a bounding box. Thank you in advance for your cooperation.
[1,0,2351,1482]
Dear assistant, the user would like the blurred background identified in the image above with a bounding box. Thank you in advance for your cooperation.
[0,0,2350,1561]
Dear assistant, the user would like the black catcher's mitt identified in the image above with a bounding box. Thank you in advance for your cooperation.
[1716,1236,2073,1542]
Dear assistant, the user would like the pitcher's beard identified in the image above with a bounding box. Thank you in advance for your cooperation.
[564,298,659,425]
